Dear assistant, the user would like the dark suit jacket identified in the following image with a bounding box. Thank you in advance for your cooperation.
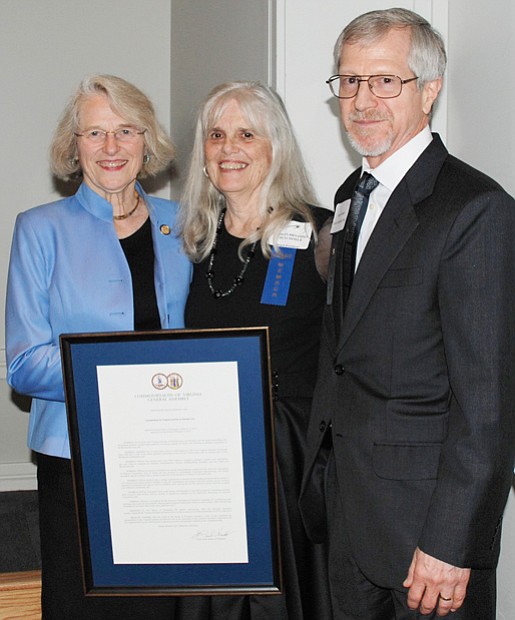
[300,134,515,588]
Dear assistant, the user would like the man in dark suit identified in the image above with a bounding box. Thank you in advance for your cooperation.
[300,8,515,619]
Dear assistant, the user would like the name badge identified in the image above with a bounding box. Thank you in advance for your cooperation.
[331,200,351,233]
[260,248,296,306]
[273,221,312,249]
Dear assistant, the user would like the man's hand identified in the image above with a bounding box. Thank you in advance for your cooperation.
[403,547,471,616]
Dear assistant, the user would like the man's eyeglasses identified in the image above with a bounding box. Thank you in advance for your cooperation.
[74,127,146,144]
[326,75,419,99]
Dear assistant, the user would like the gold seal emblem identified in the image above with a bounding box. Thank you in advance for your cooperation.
[151,373,168,390]
[167,373,183,390]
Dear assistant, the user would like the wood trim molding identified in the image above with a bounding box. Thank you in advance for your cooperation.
[0,570,41,620]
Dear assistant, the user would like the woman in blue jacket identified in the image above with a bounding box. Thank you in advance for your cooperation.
[5,74,191,619]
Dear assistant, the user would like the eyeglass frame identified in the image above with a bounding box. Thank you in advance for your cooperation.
[74,127,146,143]
[326,74,419,99]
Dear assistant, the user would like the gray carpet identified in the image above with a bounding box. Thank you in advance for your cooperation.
[0,491,41,572]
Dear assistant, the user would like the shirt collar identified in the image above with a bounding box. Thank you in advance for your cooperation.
[76,181,147,222]
[362,126,433,193]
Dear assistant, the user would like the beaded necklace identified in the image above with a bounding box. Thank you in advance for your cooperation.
[206,208,259,299]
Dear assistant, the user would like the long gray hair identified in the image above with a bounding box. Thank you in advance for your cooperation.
[179,81,318,261]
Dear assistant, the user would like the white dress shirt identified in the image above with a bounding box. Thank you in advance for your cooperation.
[356,126,433,268]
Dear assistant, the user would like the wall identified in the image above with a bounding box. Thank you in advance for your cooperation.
[446,6,515,616]
[447,0,515,194]
[169,0,273,198]
[0,0,173,489]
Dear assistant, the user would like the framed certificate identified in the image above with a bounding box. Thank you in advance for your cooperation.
[60,327,281,596]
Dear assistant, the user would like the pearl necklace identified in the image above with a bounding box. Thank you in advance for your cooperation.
[206,208,258,299]
[113,192,140,220]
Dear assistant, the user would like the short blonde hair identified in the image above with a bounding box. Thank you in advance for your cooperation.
[50,74,175,180]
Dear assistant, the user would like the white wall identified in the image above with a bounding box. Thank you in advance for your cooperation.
[446,5,515,618]
[447,0,515,195]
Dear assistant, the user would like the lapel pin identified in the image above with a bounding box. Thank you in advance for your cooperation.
[160,224,171,235]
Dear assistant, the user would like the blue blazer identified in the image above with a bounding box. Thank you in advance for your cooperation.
[6,182,192,458]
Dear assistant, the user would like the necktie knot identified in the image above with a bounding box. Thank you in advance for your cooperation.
[356,171,379,197]
[339,171,379,312]
[347,172,379,236]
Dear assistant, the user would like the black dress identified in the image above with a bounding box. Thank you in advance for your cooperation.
[174,208,332,620]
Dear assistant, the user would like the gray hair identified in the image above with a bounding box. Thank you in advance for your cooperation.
[50,74,175,180]
[334,8,447,87]
[179,81,318,261]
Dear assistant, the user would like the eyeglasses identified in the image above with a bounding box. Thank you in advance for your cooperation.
[326,75,419,99]
[74,127,146,144]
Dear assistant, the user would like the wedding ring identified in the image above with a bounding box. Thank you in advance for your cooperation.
[440,595,452,601]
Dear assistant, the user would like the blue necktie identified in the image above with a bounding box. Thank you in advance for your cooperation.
[341,172,379,306]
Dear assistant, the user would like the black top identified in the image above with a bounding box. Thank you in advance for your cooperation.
[186,207,331,398]
[119,217,160,330]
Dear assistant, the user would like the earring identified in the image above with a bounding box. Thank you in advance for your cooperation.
[202,165,209,178]
[70,157,79,166]
[143,154,151,165]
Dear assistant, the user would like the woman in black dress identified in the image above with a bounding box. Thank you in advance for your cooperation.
[175,81,332,619]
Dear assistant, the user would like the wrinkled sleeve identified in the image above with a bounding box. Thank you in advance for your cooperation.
[418,190,515,567]
[6,213,65,402]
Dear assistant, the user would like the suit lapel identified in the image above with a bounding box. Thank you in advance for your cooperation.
[326,169,361,345]
[336,134,449,352]
[338,184,418,349]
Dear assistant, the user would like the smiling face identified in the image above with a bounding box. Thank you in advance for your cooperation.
[204,98,272,209]
[76,93,145,200]
[338,27,441,168]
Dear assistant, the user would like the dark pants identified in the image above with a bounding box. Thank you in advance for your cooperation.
[324,451,496,620]
[37,453,176,620]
